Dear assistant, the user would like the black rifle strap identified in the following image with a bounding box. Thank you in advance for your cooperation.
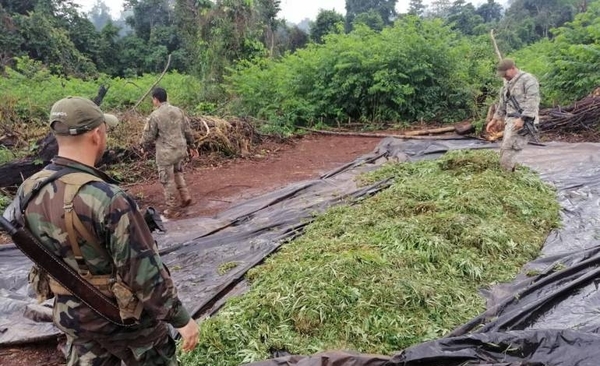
[505,72,526,100]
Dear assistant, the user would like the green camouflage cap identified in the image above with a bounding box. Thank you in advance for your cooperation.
[50,96,118,135]
[496,58,515,76]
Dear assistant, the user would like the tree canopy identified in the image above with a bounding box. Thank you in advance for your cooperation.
[1,0,599,126]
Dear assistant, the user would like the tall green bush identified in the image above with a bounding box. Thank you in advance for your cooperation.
[507,40,554,105]
[226,16,498,130]
[543,1,600,105]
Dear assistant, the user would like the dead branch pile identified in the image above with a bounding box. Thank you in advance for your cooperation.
[190,116,259,157]
[0,114,261,189]
[539,88,600,133]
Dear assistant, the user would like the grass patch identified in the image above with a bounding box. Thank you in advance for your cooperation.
[218,261,240,275]
[179,149,560,365]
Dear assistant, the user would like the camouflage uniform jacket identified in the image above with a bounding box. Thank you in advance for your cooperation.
[141,102,195,166]
[7,157,190,339]
[493,71,541,124]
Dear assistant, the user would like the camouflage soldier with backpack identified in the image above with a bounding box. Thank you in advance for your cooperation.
[3,97,198,365]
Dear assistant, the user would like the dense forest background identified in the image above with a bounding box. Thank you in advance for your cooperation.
[1,0,599,132]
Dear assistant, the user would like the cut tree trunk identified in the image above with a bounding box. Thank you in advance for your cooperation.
[404,126,455,136]
[0,159,48,189]
[404,122,475,136]
[300,127,467,140]
[454,121,476,135]
[300,120,475,140]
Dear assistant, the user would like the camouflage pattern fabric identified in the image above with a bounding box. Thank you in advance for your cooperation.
[493,71,540,171]
[500,117,529,171]
[141,102,194,210]
[65,323,177,366]
[8,156,190,364]
[141,102,194,167]
[158,161,190,210]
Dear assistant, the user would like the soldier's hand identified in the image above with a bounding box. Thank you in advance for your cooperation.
[176,319,199,352]
[486,119,498,134]
[188,148,199,160]
[512,118,524,131]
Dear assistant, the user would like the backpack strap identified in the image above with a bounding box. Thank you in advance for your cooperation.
[58,173,107,277]
[21,169,144,321]
[20,168,111,277]
[19,168,79,214]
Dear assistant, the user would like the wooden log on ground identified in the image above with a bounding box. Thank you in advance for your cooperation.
[399,121,475,136]
[0,159,48,189]
[299,127,468,140]
[404,126,455,136]
[454,121,476,135]
[0,147,140,189]
[36,133,59,161]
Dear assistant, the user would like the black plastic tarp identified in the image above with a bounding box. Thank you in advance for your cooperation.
[3,139,600,366]
[0,139,397,345]
[249,140,600,366]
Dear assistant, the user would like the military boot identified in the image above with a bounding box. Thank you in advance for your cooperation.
[179,189,192,208]
[175,172,192,207]
[162,181,182,219]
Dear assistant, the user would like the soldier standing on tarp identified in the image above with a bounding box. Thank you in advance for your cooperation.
[486,58,541,172]
[140,87,196,219]
[4,97,198,365]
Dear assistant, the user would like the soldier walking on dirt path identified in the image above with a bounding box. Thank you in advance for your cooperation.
[4,96,198,365]
[486,58,540,172]
[140,87,197,219]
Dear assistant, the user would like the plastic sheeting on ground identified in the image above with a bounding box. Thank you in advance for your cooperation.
[249,140,600,366]
[3,139,600,366]
[0,139,398,346]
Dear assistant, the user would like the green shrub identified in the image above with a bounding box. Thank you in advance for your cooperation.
[226,17,498,130]
[511,2,600,106]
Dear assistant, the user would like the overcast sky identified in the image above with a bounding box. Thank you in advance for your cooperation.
[75,0,446,24]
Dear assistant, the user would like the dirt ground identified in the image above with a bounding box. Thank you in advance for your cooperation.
[125,133,383,218]
[0,133,383,366]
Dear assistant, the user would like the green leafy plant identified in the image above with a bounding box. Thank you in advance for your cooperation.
[0,147,15,165]
[226,17,497,130]
[180,150,560,366]
[218,262,240,275]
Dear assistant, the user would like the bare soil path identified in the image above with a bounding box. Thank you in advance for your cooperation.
[126,134,383,217]
[0,133,383,366]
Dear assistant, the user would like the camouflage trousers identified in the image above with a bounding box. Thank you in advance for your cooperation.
[158,160,191,210]
[500,117,529,172]
[64,322,178,366]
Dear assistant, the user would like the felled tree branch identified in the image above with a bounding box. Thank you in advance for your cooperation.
[132,54,172,111]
